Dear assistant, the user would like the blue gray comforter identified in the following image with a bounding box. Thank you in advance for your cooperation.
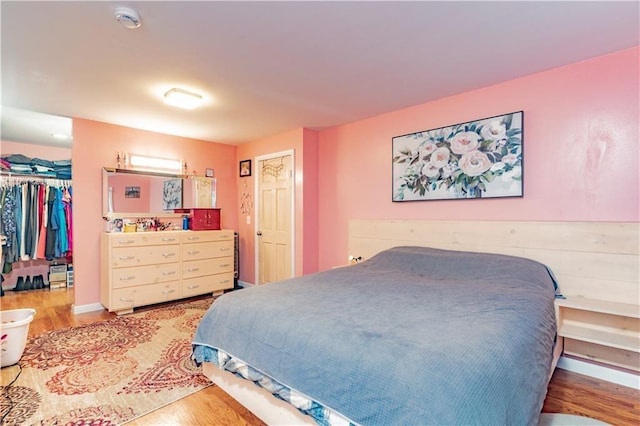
[193,246,558,425]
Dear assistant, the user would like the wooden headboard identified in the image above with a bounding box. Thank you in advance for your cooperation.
[348,220,638,304]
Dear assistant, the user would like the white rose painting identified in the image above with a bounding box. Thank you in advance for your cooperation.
[392,111,523,201]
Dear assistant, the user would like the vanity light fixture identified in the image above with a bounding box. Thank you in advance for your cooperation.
[51,133,70,140]
[163,88,204,110]
[129,154,183,173]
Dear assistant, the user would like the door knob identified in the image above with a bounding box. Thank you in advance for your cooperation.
[257,231,262,236]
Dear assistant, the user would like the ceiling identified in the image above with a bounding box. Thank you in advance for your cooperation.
[1,1,638,147]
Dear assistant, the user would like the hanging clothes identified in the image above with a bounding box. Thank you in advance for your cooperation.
[45,186,57,260]
[0,176,72,269]
[63,187,73,254]
[52,187,68,258]
[0,186,18,264]
[36,184,47,259]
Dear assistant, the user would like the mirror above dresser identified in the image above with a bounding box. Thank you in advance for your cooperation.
[102,168,216,219]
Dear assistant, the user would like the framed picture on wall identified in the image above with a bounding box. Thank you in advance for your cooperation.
[239,159,251,177]
[124,186,140,198]
[162,178,183,210]
[392,111,523,201]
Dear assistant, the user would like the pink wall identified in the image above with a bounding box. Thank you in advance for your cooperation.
[108,173,151,213]
[1,140,71,160]
[301,128,319,275]
[236,128,319,283]
[317,47,639,270]
[72,119,238,307]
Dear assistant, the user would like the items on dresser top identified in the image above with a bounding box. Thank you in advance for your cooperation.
[174,208,221,230]
[100,230,234,315]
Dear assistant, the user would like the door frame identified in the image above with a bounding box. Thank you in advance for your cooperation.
[253,149,296,284]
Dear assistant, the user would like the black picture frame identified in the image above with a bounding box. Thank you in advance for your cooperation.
[239,159,252,177]
[392,111,523,201]
[124,186,140,198]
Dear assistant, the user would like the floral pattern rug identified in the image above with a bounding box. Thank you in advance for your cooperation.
[1,298,214,425]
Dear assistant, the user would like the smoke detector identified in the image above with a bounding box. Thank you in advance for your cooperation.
[114,6,142,29]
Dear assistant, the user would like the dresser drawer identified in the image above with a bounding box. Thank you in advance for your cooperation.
[182,231,234,244]
[182,272,234,297]
[111,263,181,289]
[182,257,233,279]
[111,281,181,311]
[182,241,233,261]
[111,245,181,268]
[109,233,181,248]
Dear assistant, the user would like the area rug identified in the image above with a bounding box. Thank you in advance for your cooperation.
[1,297,214,425]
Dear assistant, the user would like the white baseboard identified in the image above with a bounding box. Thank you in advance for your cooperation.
[71,302,104,315]
[557,356,639,390]
[237,280,253,288]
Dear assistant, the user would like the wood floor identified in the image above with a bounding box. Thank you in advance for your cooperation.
[2,288,639,425]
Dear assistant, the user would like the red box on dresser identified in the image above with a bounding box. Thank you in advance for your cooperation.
[189,208,221,230]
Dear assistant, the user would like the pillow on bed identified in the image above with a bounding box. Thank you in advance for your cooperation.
[362,246,558,291]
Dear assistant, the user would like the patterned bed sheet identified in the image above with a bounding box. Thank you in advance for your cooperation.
[193,345,354,426]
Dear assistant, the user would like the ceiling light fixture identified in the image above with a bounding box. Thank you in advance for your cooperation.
[114,6,142,29]
[163,88,204,110]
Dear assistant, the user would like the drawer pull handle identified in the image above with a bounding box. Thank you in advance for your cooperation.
[187,236,200,241]
[162,253,176,258]
[162,237,176,242]
[220,247,231,251]
[162,271,177,276]
[187,250,200,255]
[119,298,133,303]
[220,263,230,268]
[220,279,230,284]
[162,289,176,295]
[187,268,200,272]
[119,256,135,260]
[187,285,200,290]
[118,240,135,244]
[119,276,136,281]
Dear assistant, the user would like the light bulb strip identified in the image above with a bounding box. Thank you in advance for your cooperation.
[128,154,182,172]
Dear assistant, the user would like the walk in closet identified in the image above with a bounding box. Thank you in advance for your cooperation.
[1,154,73,295]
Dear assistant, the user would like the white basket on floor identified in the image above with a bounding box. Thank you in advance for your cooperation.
[1,308,36,367]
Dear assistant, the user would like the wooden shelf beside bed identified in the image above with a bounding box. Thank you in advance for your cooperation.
[555,297,640,372]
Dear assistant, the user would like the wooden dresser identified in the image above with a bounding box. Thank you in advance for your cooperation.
[100,229,234,315]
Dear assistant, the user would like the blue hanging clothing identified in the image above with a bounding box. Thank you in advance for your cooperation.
[50,187,68,257]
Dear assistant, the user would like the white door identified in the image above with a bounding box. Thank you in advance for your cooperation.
[255,151,294,284]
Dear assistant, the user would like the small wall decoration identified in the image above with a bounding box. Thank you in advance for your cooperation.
[124,186,140,198]
[392,111,523,201]
[205,168,214,178]
[162,178,183,210]
[239,159,252,177]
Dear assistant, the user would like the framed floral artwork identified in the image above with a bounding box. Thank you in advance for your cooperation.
[392,111,523,201]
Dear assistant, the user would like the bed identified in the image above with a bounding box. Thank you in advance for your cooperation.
[192,245,560,425]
